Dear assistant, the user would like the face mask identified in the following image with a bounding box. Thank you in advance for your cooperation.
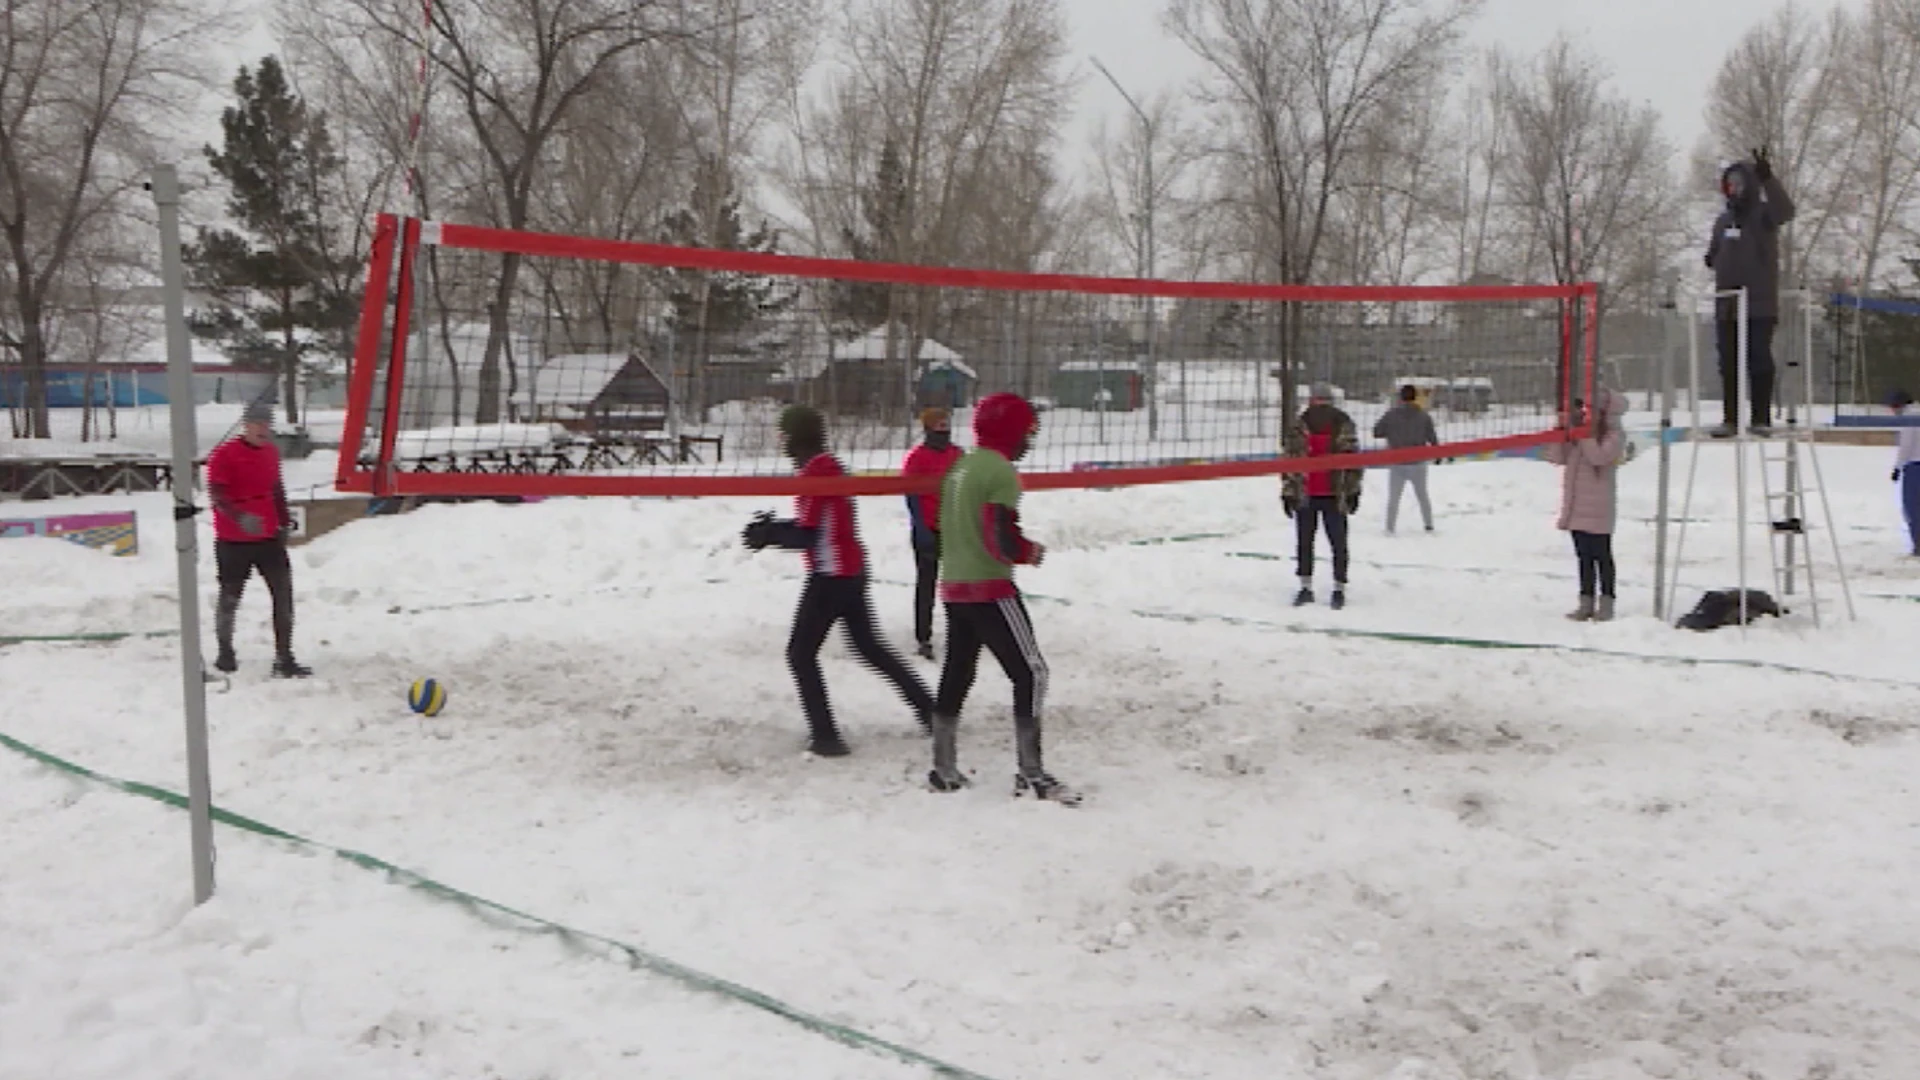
[925,430,951,450]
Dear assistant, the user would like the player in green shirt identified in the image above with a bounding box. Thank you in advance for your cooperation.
[928,392,1080,806]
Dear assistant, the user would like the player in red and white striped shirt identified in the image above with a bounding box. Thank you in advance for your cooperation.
[743,405,934,757]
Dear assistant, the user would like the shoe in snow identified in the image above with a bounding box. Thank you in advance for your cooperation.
[806,733,851,758]
[915,641,935,661]
[1750,424,1774,438]
[1330,589,1346,610]
[1014,771,1081,806]
[1593,596,1616,622]
[928,768,971,792]
[1709,423,1736,439]
[1566,597,1595,622]
[214,649,237,674]
[1291,587,1314,607]
[272,656,312,679]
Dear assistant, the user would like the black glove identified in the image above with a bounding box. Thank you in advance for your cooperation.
[1282,495,1298,519]
[741,511,775,551]
[1895,469,1902,482]
[1704,251,1714,269]
[1346,493,1361,515]
[1751,145,1773,183]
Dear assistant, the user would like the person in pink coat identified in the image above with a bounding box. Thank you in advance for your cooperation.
[1544,389,1627,622]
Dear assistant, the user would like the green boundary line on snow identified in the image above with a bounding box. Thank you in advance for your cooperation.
[0,629,177,646]
[856,577,1920,691]
[0,730,999,1080]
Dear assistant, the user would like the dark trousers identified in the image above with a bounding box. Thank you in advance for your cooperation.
[935,596,1049,773]
[1903,464,1920,554]
[788,574,932,740]
[1295,496,1350,584]
[215,538,295,659]
[1715,317,1777,427]
[1572,530,1616,598]
[912,533,940,646]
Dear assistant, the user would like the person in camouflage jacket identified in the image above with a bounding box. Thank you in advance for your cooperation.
[1281,383,1363,609]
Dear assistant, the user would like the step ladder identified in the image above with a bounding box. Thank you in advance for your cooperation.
[1660,288,1855,627]
[1747,417,1853,626]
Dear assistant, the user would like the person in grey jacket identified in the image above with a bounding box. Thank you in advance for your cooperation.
[1704,146,1795,437]
[1373,384,1439,533]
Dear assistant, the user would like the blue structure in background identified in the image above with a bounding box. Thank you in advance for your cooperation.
[1828,292,1920,427]
[0,369,169,408]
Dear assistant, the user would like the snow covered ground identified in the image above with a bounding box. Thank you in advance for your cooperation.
[4,441,1919,1079]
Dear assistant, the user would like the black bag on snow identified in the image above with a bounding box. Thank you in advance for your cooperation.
[1675,588,1785,631]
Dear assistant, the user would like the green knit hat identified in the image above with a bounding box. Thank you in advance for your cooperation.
[778,404,825,446]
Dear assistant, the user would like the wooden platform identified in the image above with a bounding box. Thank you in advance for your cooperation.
[0,456,183,500]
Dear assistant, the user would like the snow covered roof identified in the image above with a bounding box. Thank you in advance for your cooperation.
[518,354,629,408]
[780,324,970,382]
[1058,360,1141,373]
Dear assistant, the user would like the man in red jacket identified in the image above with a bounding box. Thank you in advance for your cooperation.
[206,400,309,677]
[901,407,962,659]
[1282,383,1363,610]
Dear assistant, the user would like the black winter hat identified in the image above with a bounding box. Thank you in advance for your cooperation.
[778,404,826,447]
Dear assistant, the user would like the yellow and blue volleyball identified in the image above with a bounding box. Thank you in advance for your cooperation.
[408,678,447,717]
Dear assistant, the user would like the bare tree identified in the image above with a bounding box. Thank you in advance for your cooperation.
[1166,0,1479,421]
[298,0,693,424]
[1494,38,1679,300]
[1702,2,1855,293]
[1830,0,1920,290]
[1086,87,1193,280]
[1320,84,1451,287]
[770,0,1069,421]
[0,0,222,437]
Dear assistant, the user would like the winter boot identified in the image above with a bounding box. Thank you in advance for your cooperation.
[927,713,969,791]
[806,729,851,758]
[271,655,312,679]
[1330,588,1346,611]
[1292,586,1315,607]
[213,647,237,674]
[1013,771,1082,806]
[1593,596,1616,622]
[1566,596,1596,622]
[915,641,935,661]
[1011,718,1081,805]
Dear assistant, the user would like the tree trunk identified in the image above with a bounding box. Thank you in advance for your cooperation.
[19,303,51,438]
[473,251,523,425]
[282,303,301,425]
[82,367,95,441]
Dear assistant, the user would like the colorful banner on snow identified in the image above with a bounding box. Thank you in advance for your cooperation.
[0,511,138,556]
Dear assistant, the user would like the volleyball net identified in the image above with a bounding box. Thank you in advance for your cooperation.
[335,215,1599,497]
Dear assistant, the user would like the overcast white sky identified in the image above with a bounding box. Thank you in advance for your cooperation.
[1063,0,1849,177]
[215,0,1847,207]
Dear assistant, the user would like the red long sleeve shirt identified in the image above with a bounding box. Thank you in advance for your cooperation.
[205,437,290,542]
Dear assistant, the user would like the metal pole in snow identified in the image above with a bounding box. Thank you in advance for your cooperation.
[151,164,216,905]
[1653,280,1676,619]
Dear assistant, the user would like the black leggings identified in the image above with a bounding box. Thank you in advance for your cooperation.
[215,539,295,658]
[1572,530,1616,598]
[788,574,932,740]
